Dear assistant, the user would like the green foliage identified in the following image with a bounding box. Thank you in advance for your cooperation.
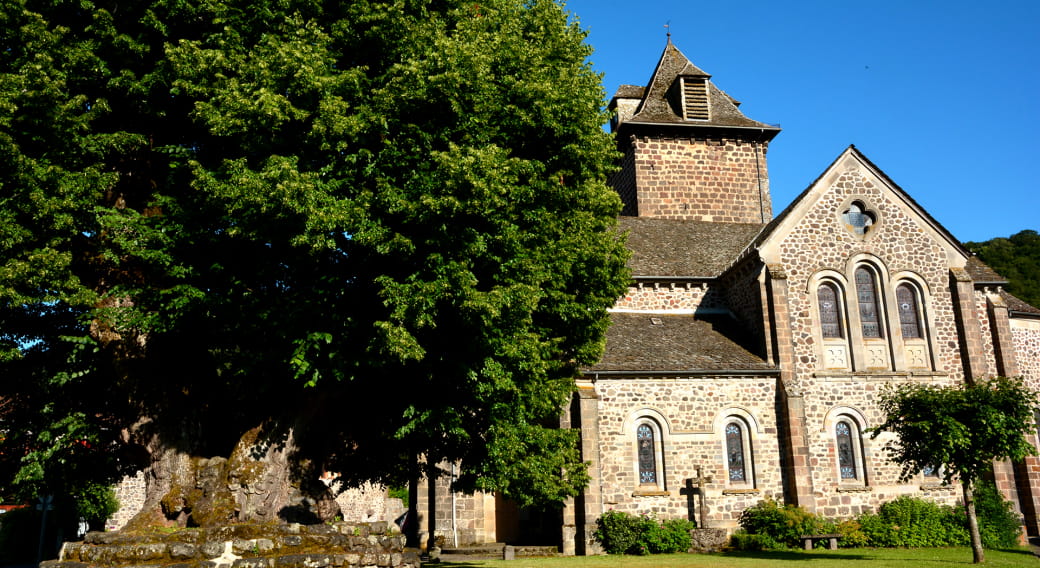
[871,377,1038,559]
[387,486,409,503]
[0,0,629,510]
[728,530,780,551]
[972,482,1022,549]
[833,519,870,548]
[872,496,968,547]
[872,378,1040,486]
[966,230,1040,308]
[593,510,645,555]
[737,499,833,549]
[645,518,695,554]
[593,511,694,555]
[73,482,119,527]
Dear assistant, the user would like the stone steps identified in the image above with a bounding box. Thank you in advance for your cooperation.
[40,522,419,568]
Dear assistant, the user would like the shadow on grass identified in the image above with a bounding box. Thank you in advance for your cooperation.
[722,550,873,561]
[725,546,1037,564]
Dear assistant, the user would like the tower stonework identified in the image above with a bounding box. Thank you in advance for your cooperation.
[609,40,779,223]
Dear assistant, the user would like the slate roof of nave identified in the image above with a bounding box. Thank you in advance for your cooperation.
[618,217,764,278]
[965,256,1007,284]
[1001,291,1040,316]
[626,40,777,130]
[586,312,774,373]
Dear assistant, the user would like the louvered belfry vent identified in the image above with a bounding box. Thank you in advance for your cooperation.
[682,76,709,121]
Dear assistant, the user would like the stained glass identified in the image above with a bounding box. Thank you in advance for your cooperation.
[818,284,843,338]
[637,424,656,484]
[836,421,857,479]
[726,423,746,482]
[855,268,882,338]
[897,284,921,339]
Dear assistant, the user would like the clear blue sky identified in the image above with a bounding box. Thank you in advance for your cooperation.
[564,0,1039,243]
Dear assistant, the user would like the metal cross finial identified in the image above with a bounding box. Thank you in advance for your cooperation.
[664,21,671,40]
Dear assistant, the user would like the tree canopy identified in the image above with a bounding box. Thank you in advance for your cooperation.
[871,377,1040,563]
[0,0,629,518]
[966,229,1040,308]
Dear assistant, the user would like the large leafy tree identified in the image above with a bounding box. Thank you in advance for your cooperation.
[0,0,628,529]
[871,378,1040,564]
[966,230,1040,308]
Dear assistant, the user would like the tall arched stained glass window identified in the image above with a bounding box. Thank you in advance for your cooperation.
[855,267,883,338]
[896,283,921,339]
[817,283,843,339]
[726,423,746,482]
[637,423,657,484]
[836,421,857,479]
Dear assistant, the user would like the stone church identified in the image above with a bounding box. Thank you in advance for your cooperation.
[413,39,1040,554]
[104,39,1040,555]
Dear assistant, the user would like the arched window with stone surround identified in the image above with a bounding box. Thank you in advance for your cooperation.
[896,283,922,339]
[834,417,868,483]
[812,273,852,370]
[725,419,754,485]
[817,282,844,339]
[854,266,883,339]
[637,423,656,484]
[836,420,857,479]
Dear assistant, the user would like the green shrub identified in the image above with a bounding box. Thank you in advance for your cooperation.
[873,496,962,547]
[834,518,869,548]
[973,481,1022,549]
[737,499,829,549]
[645,518,695,553]
[729,529,779,551]
[594,510,641,554]
[593,511,694,555]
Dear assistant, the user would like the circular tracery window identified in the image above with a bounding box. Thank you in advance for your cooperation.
[841,200,877,237]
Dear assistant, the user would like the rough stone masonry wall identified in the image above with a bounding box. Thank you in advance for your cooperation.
[614,282,724,312]
[778,168,965,384]
[593,376,782,530]
[632,136,771,223]
[777,167,966,514]
[1012,318,1040,390]
[107,472,146,531]
[975,291,1000,378]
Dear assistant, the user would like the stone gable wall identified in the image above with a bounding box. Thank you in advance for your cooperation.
[631,136,771,223]
[774,167,968,513]
[593,376,782,529]
[776,168,965,383]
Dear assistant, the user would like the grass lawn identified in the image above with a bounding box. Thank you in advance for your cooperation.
[427,547,1040,567]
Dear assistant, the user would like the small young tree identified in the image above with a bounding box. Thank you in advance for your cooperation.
[872,377,1040,563]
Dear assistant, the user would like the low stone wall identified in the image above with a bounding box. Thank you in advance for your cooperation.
[44,522,419,568]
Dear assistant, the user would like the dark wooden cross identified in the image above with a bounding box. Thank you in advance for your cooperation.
[681,467,714,528]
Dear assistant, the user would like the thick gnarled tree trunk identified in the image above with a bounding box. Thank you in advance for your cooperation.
[124,424,340,531]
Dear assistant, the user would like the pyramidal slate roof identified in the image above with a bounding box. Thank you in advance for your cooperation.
[626,39,779,131]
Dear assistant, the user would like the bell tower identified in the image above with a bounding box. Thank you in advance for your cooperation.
[608,40,780,223]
